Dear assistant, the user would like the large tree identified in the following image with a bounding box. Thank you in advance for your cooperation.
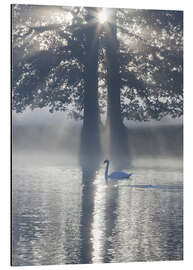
[12,5,183,165]
[12,5,103,170]
[79,7,101,170]
[100,8,183,166]
[103,8,129,164]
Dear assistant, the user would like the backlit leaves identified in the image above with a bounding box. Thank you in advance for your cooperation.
[12,5,183,121]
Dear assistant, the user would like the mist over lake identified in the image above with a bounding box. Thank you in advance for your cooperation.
[12,115,183,265]
[13,110,182,162]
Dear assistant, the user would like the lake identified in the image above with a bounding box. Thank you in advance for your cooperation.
[12,157,183,265]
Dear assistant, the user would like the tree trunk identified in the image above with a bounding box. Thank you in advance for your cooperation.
[106,10,122,129]
[80,7,101,171]
[105,9,129,168]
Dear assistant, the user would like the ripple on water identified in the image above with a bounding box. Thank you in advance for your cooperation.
[12,162,183,265]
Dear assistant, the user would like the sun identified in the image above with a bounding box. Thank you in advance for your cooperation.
[65,12,73,24]
[98,10,108,24]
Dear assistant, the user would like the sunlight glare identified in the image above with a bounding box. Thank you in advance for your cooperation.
[98,10,108,24]
[65,12,73,24]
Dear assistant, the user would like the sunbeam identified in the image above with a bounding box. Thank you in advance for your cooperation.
[98,10,108,24]
[65,12,73,24]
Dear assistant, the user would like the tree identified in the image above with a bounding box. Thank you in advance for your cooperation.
[12,6,183,120]
[12,5,85,117]
[79,7,101,171]
[103,9,129,166]
[99,8,183,166]
[12,5,183,166]
[12,5,102,173]
[116,8,183,121]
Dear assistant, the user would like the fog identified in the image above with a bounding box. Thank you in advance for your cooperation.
[12,111,81,167]
[12,109,183,170]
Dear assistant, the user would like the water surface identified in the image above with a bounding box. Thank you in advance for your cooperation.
[12,158,183,265]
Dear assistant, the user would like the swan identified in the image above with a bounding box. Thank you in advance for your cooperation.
[104,160,132,181]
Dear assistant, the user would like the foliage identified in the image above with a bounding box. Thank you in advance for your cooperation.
[12,5,183,121]
[116,9,183,120]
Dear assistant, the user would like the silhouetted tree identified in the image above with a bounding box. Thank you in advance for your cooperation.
[116,8,183,121]
[103,9,129,166]
[12,5,183,167]
[12,5,86,117]
[100,8,183,166]
[79,7,101,170]
[12,5,102,170]
[12,6,183,119]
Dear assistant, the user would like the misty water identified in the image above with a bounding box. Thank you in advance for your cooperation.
[12,154,183,265]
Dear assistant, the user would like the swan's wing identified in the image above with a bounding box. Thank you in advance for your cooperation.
[109,171,131,179]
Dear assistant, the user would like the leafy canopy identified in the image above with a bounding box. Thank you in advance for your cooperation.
[12,5,183,121]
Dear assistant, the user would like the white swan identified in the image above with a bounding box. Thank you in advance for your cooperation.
[104,160,132,181]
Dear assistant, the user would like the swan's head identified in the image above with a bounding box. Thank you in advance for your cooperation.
[104,159,109,164]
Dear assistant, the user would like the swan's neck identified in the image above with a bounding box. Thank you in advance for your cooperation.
[105,162,109,180]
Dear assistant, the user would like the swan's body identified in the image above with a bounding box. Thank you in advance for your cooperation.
[104,160,132,181]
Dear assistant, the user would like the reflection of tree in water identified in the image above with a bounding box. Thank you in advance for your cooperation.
[79,161,120,263]
[79,167,97,264]
[79,123,129,263]
[103,185,119,263]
